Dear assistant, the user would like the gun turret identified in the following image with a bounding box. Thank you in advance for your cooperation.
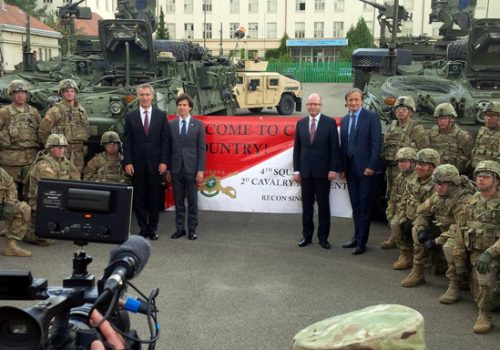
[359,0,385,12]
[115,0,158,31]
[429,0,477,40]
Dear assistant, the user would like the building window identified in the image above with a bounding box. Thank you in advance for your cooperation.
[248,23,258,39]
[184,23,194,39]
[315,0,325,12]
[166,23,176,39]
[203,23,212,39]
[230,0,239,13]
[295,22,305,38]
[267,0,277,13]
[248,0,258,13]
[334,0,344,12]
[184,0,193,13]
[333,21,344,38]
[314,22,324,38]
[165,0,175,13]
[267,22,277,39]
[296,0,305,11]
[202,0,212,12]
[230,23,240,38]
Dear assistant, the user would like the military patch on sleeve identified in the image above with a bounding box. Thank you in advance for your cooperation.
[40,165,55,175]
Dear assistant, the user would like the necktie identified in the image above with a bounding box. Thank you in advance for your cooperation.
[309,117,316,143]
[348,113,356,157]
[143,110,149,135]
[180,119,187,137]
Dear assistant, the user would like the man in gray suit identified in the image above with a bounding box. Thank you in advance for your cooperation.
[168,94,206,240]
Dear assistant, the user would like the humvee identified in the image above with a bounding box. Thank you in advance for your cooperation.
[233,60,302,115]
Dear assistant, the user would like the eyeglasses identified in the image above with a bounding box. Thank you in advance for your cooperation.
[476,172,493,179]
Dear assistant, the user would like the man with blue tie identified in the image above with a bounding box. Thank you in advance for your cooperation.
[293,93,340,249]
[339,88,382,255]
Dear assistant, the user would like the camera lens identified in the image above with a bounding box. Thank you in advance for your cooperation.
[0,306,42,350]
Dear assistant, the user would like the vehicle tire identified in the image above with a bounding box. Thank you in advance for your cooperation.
[447,40,467,61]
[248,108,263,113]
[276,94,295,115]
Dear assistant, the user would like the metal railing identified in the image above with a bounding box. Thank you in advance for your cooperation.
[267,61,352,83]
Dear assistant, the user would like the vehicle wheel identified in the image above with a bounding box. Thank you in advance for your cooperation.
[447,40,467,61]
[276,94,295,115]
[248,108,263,113]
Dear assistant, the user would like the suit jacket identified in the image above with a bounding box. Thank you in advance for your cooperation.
[169,117,206,174]
[339,108,382,177]
[122,107,171,174]
[293,113,340,178]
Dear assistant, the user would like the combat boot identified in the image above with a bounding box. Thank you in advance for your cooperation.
[380,237,396,249]
[3,239,32,257]
[393,250,413,270]
[473,309,492,334]
[401,264,425,287]
[439,281,460,304]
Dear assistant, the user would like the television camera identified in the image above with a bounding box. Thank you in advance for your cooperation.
[0,180,159,350]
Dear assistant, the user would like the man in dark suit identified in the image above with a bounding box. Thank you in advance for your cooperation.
[168,94,206,240]
[339,88,382,255]
[293,93,340,249]
[123,84,170,240]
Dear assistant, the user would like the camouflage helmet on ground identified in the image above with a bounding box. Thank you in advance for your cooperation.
[101,131,122,146]
[9,79,30,94]
[432,164,461,185]
[474,160,500,179]
[45,134,68,148]
[434,102,457,117]
[396,147,417,161]
[416,148,441,167]
[482,102,500,116]
[58,79,79,94]
[395,96,416,112]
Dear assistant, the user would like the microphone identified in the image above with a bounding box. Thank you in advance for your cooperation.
[103,235,151,293]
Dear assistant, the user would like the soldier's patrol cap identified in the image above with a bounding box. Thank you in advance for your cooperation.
[9,80,30,94]
[483,102,500,116]
[434,102,457,117]
[293,304,426,350]
[395,96,416,112]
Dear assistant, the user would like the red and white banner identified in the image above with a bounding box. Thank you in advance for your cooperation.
[165,116,352,218]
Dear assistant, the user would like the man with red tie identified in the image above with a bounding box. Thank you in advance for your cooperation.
[123,84,171,240]
[293,93,340,249]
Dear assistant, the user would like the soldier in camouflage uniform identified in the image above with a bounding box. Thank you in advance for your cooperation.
[0,80,42,192]
[403,165,473,302]
[83,131,130,183]
[454,160,500,334]
[394,149,440,271]
[38,79,89,172]
[382,97,429,192]
[383,147,417,253]
[25,134,80,245]
[471,102,500,169]
[429,102,474,174]
[0,167,32,257]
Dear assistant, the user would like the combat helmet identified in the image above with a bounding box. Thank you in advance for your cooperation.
[432,164,461,185]
[482,102,500,116]
[474,160,500,179]
[9,80,30,94]
[434,103,457,117]
[58,79,79,94]
[416,148,441,167]
[101,131,122,146]
[395,147,417,161]
[46,134,68,148]
[395,96,415,112]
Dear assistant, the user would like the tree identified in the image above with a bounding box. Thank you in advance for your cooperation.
[6,0,47,20]
[265,33,290,61]
[155,7,169,40]
[340,17,373,61]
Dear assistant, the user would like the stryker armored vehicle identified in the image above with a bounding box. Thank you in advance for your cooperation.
[353,0,499,135]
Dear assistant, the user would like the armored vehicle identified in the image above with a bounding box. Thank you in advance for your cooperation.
[233,60,302,115]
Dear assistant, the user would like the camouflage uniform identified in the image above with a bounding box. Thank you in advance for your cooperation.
[38,79,89,171]
[471,102,500,169]
[454,160,500,334]
[0,167,32,257]
[83,131,130,183]
[429,103,474,174]
[0,80,42,185]
[409,165,473,301]
[383,96,429,194]
[25,134,80,244]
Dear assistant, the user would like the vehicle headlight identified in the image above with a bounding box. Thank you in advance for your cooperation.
[109,101,123,115]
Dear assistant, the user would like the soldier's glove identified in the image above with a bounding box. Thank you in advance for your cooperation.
[455,266,468,283]
[423,238,436,250]
[476,251,493,274]
[417,229,429,244]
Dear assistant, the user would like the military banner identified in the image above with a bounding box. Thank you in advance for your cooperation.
[165,116,352,218]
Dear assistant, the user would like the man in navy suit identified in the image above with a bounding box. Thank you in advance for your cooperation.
[123,84,171,240]
[293,93,340,249]
[339,88,382,255]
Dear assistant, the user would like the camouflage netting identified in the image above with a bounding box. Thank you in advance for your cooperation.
[154,40,208,61]
[382,75,467,102]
